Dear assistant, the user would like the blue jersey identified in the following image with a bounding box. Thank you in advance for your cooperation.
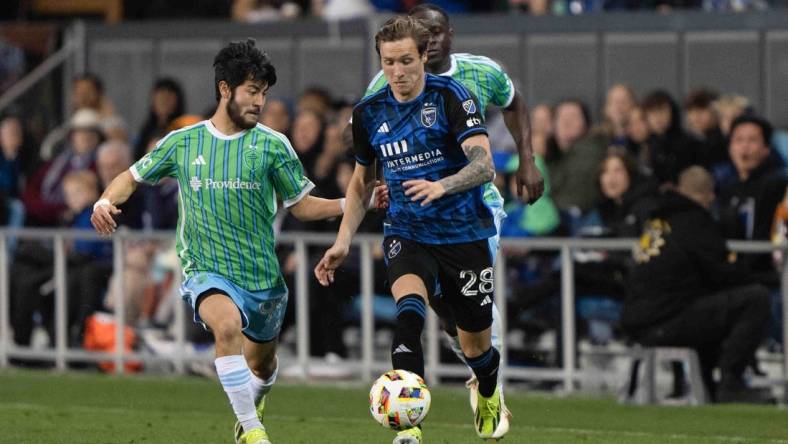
[352,74,495,244]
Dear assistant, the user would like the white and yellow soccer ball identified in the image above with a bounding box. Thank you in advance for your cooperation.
[369,369,431,430]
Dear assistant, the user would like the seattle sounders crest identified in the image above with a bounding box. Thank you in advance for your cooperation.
[243,144,263,171]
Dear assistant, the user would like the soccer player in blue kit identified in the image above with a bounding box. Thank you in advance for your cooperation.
[364,3,544,419]
[315,16,509,444]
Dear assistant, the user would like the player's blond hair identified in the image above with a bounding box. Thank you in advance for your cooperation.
[374,15,430,56]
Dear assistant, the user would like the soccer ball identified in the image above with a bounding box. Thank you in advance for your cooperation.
[369,369,431,430]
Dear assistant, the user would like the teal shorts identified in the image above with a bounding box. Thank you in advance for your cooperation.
[180,272,288,342]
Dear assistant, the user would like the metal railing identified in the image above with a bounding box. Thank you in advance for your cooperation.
[0,228,784,393]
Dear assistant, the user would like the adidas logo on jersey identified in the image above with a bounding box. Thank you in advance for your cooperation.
[480,295,492,307]
[192,155,207,166]
[392,344,413,354]
[377,122,390,133]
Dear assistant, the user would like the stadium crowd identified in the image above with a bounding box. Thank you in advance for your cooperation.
[2,64,786,387]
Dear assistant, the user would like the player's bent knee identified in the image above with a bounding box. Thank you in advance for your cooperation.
[212,320,243,346]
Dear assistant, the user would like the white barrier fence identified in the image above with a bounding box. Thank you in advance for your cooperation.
[0,228,785,393]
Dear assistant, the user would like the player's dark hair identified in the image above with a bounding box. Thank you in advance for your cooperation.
[730,114,773,147]
[213,38,276,101]
[374,15,431,56]
[408,3,450,25]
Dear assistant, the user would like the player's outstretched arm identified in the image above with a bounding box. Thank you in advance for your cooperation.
[403,134,494,207]
[314,162,375,286]
[503,90,544,204]
[290,195,343,222]
[91,170,138,235]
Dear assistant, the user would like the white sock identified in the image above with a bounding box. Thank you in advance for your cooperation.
[446,302,505,388]
[490,302,504,387]
[215,355,262,433]
[249,357,278,405]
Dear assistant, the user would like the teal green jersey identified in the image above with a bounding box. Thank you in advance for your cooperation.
[364,53,515,213]
[364,53,515,114]
[130,120,314,291]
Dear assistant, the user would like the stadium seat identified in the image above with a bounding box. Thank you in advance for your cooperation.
[619,346,707,406]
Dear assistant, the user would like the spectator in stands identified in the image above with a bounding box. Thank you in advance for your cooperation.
[0,114,36,225]
[10,169,112,350]
[625,105,653,175]
[296,86,333,119]
[260,98,291,135]
[40,73,114,161]
[588,148,658,238]
[544,98,607,225]
[23,108,103,226]
[718,115,787,286]
[713,94,751,137]
[96,141,147,229]
[529,103,553,160]
[232,0,303,21]
[641,89,702,187]
[61,170,114,347]
[600,84,637,147]
[133,78,185,160]
[622,166,771,403]
[684,88,727,168]
[71,73,115,119]
[101,115,130,143]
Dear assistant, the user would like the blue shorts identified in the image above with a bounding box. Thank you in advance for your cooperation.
[180,272,288,342]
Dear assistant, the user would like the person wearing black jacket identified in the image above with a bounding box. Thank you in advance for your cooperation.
[622,166,771,403]
[718,115,787,287]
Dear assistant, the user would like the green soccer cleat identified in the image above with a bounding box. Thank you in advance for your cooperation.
[235,396,267,443]
[238,427,270,444]
[474,386,510,441]
[393,426,423,444]
[467,377,512,423]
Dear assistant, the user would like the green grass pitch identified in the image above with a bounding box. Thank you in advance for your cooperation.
[2,369,788,443]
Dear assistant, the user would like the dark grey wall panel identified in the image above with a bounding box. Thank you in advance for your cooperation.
[453,35,523,89]
[242,39,296,101]
[297,38,365,99]
[158,39,223,122]
[527,34,598,117]
[766,31,788,129]
[89,40,155,133]
[685,31,760,111]
[604,33,679,100]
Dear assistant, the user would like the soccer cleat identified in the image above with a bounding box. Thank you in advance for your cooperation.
[238,427,271,444]
[235,396,267,443]
[467,377,512,422]
[474,386,510,441]
[393,426,423,444]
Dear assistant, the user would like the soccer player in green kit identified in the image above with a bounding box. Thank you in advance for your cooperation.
[91,39,375,444]
[363,4,544,417]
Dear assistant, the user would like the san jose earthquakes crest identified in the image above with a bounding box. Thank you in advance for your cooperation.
[421,105,437,127]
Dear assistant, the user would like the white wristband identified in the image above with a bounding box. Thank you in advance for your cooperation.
[93,198,111,211]
[339,198,346,213]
